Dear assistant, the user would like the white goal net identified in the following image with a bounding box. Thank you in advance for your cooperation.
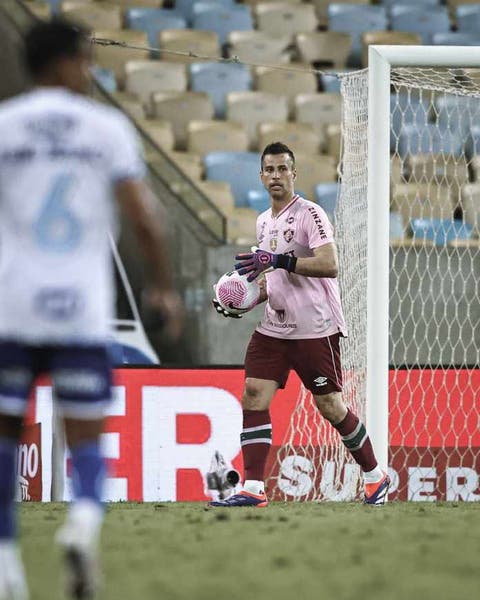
[267,61,480,502]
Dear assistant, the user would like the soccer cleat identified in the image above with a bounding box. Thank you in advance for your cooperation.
[55,501,102,599]
[208,490,268,508]
[364,472,391,505]
[0,541,29,600]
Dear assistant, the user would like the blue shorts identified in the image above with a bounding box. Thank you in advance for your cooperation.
[0,341,112,419]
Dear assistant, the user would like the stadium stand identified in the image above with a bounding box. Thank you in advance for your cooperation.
[94,30,149,87]
[226,30,291,64]
[158,29,221,63]
[135,118,175,152]
[391,183,455,224]
[432,32,480,45]
[125,60,188,108]
[295,31,352,70]
[455,4,480,33]
[294,93,342,151]
[189,62,252,118]
[192,3,254,46]
[314,182,339,218]
[246,189,271,213]
[294,154,337,199]
[389,5,450,44]
[196,180,236,213]
[125,8,187,49]
[361,31,422,68]
[254,65,318,116]
[254,2,318,37]
[204,151,262,207]
[61,2,123,30]
[257,122,322,156]
[175,0,236,25]
[187,120,249,155]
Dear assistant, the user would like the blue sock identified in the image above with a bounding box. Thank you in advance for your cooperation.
[0,437,17,539]
[70,440,105,504]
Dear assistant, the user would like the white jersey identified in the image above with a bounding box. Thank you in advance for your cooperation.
[0,88,145,344]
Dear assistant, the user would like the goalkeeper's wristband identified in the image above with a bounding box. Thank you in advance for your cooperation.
[275,254,297,273]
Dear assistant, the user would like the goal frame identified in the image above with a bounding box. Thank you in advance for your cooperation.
[367,45,480,472]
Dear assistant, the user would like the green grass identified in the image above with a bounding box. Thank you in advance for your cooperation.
[20,502,480,600]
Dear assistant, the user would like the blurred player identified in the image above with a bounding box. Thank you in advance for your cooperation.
[211,142,390,508]
[0,18,183,600]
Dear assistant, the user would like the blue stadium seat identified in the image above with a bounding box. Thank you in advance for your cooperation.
[189,62,252,118]
[380,0,440,6]
[320,72,348,93]
[314,183,339,220]
[204,152,262,207]
[456,5,480,34]
[409,218,473,245]
[327,4,388,67]
[465,125,480,158]
[247,189,270,213]
[397,124,464,159]
[192,3,253,46]
[91,67,117,93]
[175,0,235,25]
[390,212,405,242]
[432,32,480,46]
[390,93,430,153]
[434,95,477,137]
[390,6,450,44]
[125,8,187,49]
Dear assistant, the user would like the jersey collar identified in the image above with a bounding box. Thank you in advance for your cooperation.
[272,194,300,219]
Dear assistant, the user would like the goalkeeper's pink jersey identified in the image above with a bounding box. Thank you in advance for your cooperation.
[255,194,347,339]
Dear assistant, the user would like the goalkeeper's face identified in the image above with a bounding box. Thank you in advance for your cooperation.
[260,153,296,202]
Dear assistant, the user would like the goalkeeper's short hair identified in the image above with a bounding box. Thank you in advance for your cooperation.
[261,141,295,169]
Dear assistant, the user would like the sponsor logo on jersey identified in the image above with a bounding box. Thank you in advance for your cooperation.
[283,228,294,243]
[313,376,328,387]
[34,288,84,321]
[306,206,327,240]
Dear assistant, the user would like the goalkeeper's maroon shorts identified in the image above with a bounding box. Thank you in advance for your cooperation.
[244,331,343,395]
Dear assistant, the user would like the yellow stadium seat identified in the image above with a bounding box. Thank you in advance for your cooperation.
[125,61,188,108]
[196,180,236,213]
[295,31,352,69]
[258,122,322,156]
[24,1,51,20]
[62,2,122,30]
[254,3,318,38]
[254,66,317,117]
[187,121,249,155]
[158,30,220,63]
[294,93,342,150]
[164,151,204,181]
[311,0,369,27]
[226,91,289,150]
[325,124,341,161]
[135,118,175,152]
[151,91,214,150]
[406,154,469,187]
[294,154,337,200]
[94,30,149,88]
[110,91,145,122]
[460,183,480,235]
[227,30,291,64]
[391,183,455,225]
[224,208,258,245]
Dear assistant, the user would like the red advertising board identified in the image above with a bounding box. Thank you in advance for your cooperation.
[17,423,42,502]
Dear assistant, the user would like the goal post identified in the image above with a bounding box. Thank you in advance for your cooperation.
[367,44,480,480]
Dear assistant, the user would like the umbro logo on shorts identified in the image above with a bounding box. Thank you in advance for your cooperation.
[313,376,328,387]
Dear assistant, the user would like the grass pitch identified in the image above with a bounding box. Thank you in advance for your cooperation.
[20,502,479,600]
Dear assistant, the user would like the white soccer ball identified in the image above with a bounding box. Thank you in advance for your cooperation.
[215,270,261,315]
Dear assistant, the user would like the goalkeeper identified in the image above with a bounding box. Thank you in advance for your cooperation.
[211,142,390,507]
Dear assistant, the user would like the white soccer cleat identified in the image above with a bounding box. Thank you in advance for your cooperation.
[55,500,103,600]
[0,541,29,600]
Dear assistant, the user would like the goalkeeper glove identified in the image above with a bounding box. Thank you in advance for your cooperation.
[235,246,297,282]
[212,285,243,318]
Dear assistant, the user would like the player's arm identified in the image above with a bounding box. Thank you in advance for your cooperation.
[115,179,183,340]
[291,243,338,278]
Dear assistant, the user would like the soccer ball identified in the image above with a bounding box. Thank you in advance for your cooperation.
[215,270,261,315]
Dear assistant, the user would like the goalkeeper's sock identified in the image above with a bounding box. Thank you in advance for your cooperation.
[241,409,272,482]
[364,466,385,484]
[0,437,17,539]
[333,409,377,473]
[70,439,105,504]
[243,480,265,495]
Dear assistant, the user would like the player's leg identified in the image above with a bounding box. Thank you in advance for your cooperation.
[293,335,390,505]
[0,342,35,600]
[209,332,289,507]
[51,345,112,599]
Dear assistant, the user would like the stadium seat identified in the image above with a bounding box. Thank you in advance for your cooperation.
[460,183,480,234]
[432,32,480,46]
[94,30,149,87]
[361,31,422,68]
[294,93,342,151]
[125,61,188,108]
[325,124,341,159]
[319,71,347,94]
[187,120,249,155]
[389,212,405,243]
[175,0,236,24]
[466,125,480,158]
[61,2,122,30]
[314,183,339,219]
[254,3,318,38]
[311,0,370,27]
[390,92,430,153]
[433,95,477,137]
[204,151,262,207]
[110,92,145,121]
[192,3,254,46]
[125,8,187,49]
[327,4,388,67]
[246,189,271,213]
[409,218,473,245]
[23,1,52,19]
[189,63,252,118]
[225,207,258,244]
[456,5,480,33]
[227,30,291,64]
[158,29,221,63]
[151,91,214,150]
[294,154,337,200]
[389,6,450,44]
[226,91,289,150]
[196,180,236,213]
[391,183,454,224]
[406,154,469,187]
[91,67,117,93]
[163,151,204,181]
[381,0,441,6]
[295,32,352,70]
[136,118,175,152]
[254,66,318,116]
[397,124,464,159]
[106,0,170,6]
[257,122,322,156]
